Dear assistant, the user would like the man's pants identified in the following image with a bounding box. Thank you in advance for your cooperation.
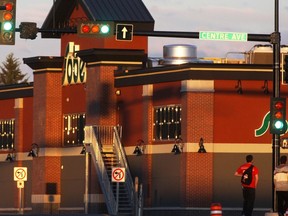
[277,191,288,215]
[242,187,255,216]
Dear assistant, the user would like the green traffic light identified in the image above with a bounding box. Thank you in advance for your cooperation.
[100,25,110,34]
[274,120,284,130]
[3,22,13,31]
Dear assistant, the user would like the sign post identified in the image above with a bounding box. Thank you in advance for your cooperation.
[14,167,27,215]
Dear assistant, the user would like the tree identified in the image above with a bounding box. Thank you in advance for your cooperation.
[0,53,29,85]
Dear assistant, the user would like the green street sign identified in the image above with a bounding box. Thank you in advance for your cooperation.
[199,31,248,42]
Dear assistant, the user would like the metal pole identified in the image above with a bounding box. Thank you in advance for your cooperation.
[116,182,119,213]
[272,0,281,212]
[18,188,23,214]
[84,150,89,214]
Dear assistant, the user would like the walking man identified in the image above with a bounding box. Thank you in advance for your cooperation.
[234,154,259,216]
[274,155,288,216]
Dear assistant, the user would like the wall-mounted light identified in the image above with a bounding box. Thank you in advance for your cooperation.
[198,138,206,153]
[133,139,145,156]
[28,143,39,157]
[115,89,121,96]
[80,146,86,154]
[235,80,243,94]
[6,149,16,162]
[262,80,269,94]
[171,138,183,155]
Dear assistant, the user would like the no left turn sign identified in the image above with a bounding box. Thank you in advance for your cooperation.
[14,167,28,181]
[111,167,125,183]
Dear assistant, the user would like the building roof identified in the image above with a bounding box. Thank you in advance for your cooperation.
[41,0,155,38]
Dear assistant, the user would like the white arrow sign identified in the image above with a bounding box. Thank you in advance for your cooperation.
[121,27,128,39]
[116,24,133,41]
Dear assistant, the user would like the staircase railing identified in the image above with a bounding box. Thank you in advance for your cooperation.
[84,126,117,215]
[112,126,136,213]
[84,125,136,215]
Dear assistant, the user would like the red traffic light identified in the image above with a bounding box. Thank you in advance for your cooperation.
[81,25,90,33]
[274,101,284,110]
[5,2,13,11]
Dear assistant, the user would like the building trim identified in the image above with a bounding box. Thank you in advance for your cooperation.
[125,143,288,155]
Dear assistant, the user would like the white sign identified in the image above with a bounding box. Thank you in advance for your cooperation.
[116,24,133,41]
[112,167,125,182]
[14,167,28,181]
[17,180,25,189]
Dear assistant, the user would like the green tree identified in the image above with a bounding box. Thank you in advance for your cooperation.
[0,53,29,85]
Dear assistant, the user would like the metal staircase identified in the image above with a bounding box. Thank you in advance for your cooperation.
[84,125,136,216]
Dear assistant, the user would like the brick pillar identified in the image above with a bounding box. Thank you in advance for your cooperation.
[142,85,153,206]
[85,65,117,126]
[180,80,214,207]
[14,98,24,152]
[25,57,63,214]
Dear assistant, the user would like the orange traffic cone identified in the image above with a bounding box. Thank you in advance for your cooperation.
[210,203,222,216]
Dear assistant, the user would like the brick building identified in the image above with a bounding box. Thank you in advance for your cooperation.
[0,0,288,215]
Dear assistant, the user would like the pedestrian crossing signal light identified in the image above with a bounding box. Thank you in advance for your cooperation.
[270,97,287,134]
[77,21,114,38]
[0,0,16,45]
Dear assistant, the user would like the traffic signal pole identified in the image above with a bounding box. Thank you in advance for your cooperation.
[271,0,281,212]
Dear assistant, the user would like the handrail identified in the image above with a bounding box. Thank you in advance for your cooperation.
[113,126,136,212]
[84,126,117,215]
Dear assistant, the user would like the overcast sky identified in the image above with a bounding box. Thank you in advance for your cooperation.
[1,0,288,81]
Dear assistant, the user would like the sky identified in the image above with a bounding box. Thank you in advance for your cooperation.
[1,0,288,81]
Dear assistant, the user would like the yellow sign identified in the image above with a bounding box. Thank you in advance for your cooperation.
[14,167,27,181]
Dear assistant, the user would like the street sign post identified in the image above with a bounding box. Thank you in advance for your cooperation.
[13,167,27,215]
[199,31,248,42]
[116,24,133,41]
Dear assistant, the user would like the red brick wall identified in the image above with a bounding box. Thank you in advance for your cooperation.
[181,153,213,207]
[14,100,24,152]
[85,66,117,126]
[181,91,214,206]
[32,69,62,206]
[33,71,62,147]
[181,92,214,143]
[143,95,153,206]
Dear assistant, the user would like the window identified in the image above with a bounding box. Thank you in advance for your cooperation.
[63,113,85,146]
[0,119,15,149]
[154,105,181,140]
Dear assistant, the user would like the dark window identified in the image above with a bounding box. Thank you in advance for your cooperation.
[0,119,15,149]
[63,113,85,146]
[154,105,181,140]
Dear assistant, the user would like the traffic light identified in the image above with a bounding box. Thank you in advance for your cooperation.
[77,21,114,37]
[270,97,287,134]
[0,0,16,45]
